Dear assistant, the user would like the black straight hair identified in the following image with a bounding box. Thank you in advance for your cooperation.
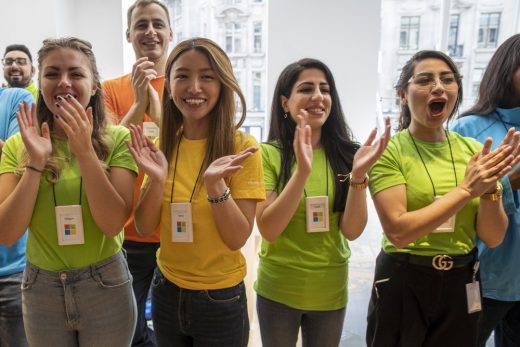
[267,58,359,213]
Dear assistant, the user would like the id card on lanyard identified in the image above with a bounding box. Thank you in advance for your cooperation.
[169,137,203,243]
[409,130,458,234]
[304,156,330,233]
[54,178,85,246]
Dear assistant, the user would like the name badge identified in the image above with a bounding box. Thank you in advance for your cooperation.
[305,196,329,233]
[143,121,159,138]
[55,205,85,246]
[432,195,455,233]
[466,261,482,314]
[170,202,193,242]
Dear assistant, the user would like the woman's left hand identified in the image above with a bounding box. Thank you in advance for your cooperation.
[53,94,94,157]
[203,146,258,187]
[351,117,391,180]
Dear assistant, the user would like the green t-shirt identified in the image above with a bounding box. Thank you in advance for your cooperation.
[0,125,138,271]
[369,130,482,256]
[255,143,350,310]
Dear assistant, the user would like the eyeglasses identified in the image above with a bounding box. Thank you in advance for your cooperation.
[1,57,28,66]
[407,73,461,91]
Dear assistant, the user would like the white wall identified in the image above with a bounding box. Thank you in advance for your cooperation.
[267,0,382,141]
[0,0,126,85]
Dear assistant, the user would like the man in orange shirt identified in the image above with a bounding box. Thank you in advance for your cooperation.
[102,1,172,346]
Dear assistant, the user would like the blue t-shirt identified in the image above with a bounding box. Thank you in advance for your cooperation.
[451,108,520,301]
[0,87,33,276]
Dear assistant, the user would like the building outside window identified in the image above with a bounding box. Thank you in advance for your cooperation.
[225,22,242,54]
[478,12,500,48]
[252,72,262,111]
[448,14,463,57]
[399,15,420,50]
[253,22,262,53]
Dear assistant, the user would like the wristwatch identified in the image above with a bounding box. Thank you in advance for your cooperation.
[481,184,503,201]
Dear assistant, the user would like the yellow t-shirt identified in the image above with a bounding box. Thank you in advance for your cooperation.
[149,132,265,290]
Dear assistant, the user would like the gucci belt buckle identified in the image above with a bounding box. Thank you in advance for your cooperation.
[432,254,454,271]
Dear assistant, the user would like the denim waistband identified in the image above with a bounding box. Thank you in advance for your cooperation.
[25,251,125,283]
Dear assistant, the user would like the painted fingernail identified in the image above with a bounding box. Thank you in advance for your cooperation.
[54,114,59,119]
[57,96,64,101]
[66,94,73,99]
[55,103,61,108]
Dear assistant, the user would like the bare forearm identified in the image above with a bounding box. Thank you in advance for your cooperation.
[0,172,40,246]
[211,198,253,250]
[341,189,368,240]
[256,171,308,242]
[379,187,472,249]
[135,180,164,237]
[119,102,147,127]
[77,151,131,237]
[476,200,508,248]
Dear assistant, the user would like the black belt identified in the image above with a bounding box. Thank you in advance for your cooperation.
[385,250,476,271]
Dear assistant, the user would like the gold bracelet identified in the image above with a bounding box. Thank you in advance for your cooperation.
[349,172,369,190]
[26,165,44,173]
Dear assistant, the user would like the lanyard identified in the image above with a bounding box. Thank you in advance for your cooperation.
[408,130,457,197]
[303,156,329,197]
[170,137,204,203]
[52,178,82,206]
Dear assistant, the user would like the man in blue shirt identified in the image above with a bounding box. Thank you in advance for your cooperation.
[0,86,33,347]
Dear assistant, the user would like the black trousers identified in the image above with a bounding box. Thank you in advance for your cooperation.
[366,250,481,347]
[124,240,160,347]
[478,297,520,347]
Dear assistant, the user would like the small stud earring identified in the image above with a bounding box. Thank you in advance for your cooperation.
[283,113,288,119]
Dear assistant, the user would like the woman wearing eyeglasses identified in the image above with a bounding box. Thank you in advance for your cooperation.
[366,50,520,347]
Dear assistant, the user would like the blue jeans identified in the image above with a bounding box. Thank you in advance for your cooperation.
[151,268,249,347]
[478,297,520,347]
[124,240,159,347]
[22,251,137,347]
[0,271,28,347]
[256,294,346,347]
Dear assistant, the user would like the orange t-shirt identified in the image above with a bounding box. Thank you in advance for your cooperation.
[102,74,164,243]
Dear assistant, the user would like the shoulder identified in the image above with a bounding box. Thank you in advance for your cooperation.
[235,131,259,151]
[0,87,33,105]
[447,131,483,152]
[450,114,497,137]
[102,74,132,91]
[3,133,24,152]
[105,125,131,143]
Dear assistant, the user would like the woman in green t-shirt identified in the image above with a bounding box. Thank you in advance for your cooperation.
[366,50,519,347]
[254,58,391,347]
[0,37,137,346]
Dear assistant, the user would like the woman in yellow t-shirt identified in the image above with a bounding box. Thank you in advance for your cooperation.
[127,37,265,347]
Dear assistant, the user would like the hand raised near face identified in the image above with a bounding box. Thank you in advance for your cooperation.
[126,124,168,183]
[16,101,51,168]
[53,94,94,157]
[132,57,157,109]
[292,109,313,177]
[203,147,258,187]
[351,117,391,181]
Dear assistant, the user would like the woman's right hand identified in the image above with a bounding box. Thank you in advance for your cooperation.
[292,109,313,176]
[461,131,520,198]
[126,124,168,183]
[16,101,51,169]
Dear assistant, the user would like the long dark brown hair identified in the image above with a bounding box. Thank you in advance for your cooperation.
[267,58,359,213]
[396,50,463,130]
[461,34,520,116]
[161,38,246,180]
